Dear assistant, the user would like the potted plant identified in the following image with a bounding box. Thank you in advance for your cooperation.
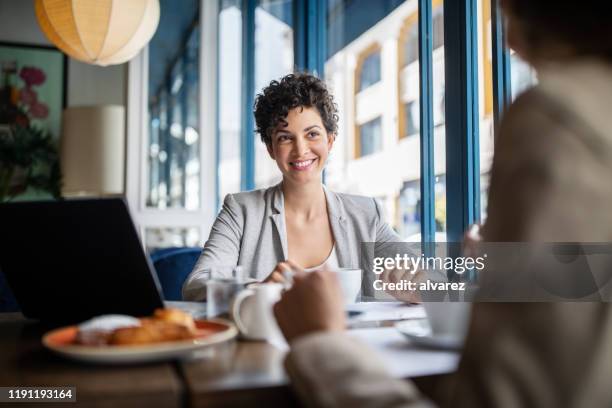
[0,124,61,202]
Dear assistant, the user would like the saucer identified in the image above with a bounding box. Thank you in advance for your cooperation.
[395,319,464,350]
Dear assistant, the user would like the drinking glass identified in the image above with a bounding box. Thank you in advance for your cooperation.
[206,266,249,318]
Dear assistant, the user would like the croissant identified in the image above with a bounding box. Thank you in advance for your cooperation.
[109,320,193,345]
[76,308,198,346]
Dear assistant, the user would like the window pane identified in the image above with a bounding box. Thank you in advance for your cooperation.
[433,7,445,49]
[478,0,537,222]
[510,52,537,100]
[432,1,446,239]
[403,23,418,66]
[326,0,448,241]
[359,117,383,156]
[478,0,494,222]
[218,0,243,200]
[254,0,293,188]
[145,227,200,253]
[147,0,201,210]
[397,1,446,241]
[403,101,419,136]
[359,51,381,91]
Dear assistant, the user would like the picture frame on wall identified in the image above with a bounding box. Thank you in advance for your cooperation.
[0,42,67,202]
[0,41,67,141]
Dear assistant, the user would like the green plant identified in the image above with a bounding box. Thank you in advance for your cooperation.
[0,125,62,202]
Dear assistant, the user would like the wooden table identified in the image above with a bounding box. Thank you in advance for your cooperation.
[0,304,459,408]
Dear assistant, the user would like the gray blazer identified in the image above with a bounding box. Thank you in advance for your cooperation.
[182,182,402,301]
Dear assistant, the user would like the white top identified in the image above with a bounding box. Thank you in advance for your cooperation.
[303,245,339,272]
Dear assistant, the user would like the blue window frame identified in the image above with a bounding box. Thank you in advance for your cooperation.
[418,0,435,247]
[444,0,480,243]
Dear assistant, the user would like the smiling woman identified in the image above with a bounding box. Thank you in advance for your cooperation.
[182,73,408,301]
[254,74,337,189]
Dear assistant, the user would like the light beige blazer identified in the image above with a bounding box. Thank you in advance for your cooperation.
[182,182,401,301]
[284,59,612,408]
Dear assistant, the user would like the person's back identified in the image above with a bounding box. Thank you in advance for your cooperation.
[272,1,612,407]
[485,59,612,242]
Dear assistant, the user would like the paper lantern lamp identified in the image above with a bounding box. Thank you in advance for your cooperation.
[35,0,160,66]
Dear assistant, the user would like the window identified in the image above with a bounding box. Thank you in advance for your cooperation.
[478,0,494,223]
[254,0,293,188]
[399,180,420,238]
[478,0,537,223]
[326,0,446,239]
[359,117,383,157]
[431,2,446,240]
[432,6,444,50]
[358,50,381,91]
[404,101,419,136]
[127,0,216,252]
[128,0,532,249]
[403,23,418,66]
[218,0,243,202]
[511,52,537,101]
[147,2,201,211]
[145,227,200,252]
[398,175,446,241]
[402,5,443,68]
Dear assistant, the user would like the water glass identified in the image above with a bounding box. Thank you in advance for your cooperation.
[206,266,249,318]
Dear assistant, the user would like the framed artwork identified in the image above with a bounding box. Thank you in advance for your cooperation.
[0,41,67,141]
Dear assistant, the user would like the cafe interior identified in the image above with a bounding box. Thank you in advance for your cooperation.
[1,0,611,406]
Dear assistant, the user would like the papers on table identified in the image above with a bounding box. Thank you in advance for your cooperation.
[348,327,459,378]
[347,302,426,325]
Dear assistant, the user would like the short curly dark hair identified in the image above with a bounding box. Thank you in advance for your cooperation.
[253,73,339,146]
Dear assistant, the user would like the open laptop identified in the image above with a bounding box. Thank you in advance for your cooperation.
[0,197,165,324]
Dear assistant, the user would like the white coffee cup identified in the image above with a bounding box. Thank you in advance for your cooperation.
[231,283,284,341]
[332,268,362,304]
[422,301,471,338]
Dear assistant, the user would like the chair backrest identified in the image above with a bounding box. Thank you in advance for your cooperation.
[0,267,20,312]
[150,247,202,301]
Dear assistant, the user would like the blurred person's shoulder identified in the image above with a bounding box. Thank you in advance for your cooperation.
[537,58,612,123]
[508,59,612,142]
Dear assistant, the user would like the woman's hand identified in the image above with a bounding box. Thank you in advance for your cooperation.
[263,260,304,284]
[380,267,424,303]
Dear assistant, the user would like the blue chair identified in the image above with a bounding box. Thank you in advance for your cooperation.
[0,267,20,312]
[150,247,202,301]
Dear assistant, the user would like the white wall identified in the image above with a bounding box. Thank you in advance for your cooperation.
[0,0,126,107]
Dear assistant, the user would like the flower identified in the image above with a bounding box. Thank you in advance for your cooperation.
[15,113,30,128]
[19,87,38,106]
[19,66,46,87]
[29,102,49,119]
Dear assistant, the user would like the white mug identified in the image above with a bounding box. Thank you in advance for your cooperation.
[332,268,362,304]
[231,283,284,341]
[422,301,472,338]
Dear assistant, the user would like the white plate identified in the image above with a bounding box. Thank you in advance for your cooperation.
[43,319,238,364]
[395,319,464,350]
